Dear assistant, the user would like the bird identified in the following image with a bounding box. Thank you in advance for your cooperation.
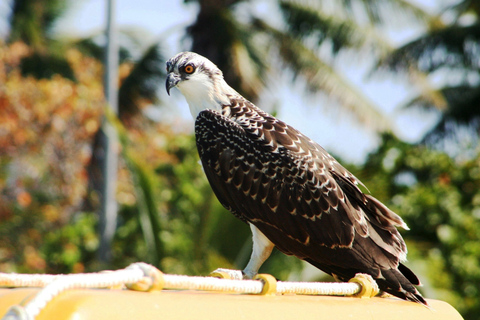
[165,51,426,305]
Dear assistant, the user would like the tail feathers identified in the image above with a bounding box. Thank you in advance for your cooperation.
[304,259,427,305]
[398,263,422,286]
[377,268,428,306]
[406,291,428,306]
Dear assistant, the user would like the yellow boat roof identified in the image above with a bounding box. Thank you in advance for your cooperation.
[0,287,463,320]
[0,263,463,320]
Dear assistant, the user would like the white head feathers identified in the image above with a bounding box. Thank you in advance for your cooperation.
[166,52,238,118]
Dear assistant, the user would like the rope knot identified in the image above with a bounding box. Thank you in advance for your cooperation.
[125,263,164,292]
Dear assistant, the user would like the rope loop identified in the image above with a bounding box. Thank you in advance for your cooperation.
[349,273,379,298]
[0,264,377,320]
[254,274,277,295]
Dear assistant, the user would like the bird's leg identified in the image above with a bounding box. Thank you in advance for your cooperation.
[210,224,274,280]
[242,224,275,279]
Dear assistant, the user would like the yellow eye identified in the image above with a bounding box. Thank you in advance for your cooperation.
[184,65,195,74]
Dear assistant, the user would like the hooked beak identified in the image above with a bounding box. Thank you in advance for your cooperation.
[166,73,181,96]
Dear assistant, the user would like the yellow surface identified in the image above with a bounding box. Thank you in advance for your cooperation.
[0,288,463,320]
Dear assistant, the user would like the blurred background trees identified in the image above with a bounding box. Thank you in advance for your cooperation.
[379,0,480,150]
[0,0,479,318]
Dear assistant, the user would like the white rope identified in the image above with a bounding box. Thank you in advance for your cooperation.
[0,273,60,288]
[0,263,368,320]
[1,268,145,320]
[24,269,144,319]
[276,281,361,296]
[162,274,264,294]
[160,274,361,296]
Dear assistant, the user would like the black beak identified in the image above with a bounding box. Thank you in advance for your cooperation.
[166,73,180,96]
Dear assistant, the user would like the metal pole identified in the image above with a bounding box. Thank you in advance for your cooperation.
[104,0,118,113]
[98,0,119,263]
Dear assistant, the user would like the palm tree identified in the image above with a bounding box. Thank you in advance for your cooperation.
[184,0,436,132]
[379,0,480,145]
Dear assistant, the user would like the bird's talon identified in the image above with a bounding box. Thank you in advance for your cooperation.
[242,271,255,280]
[210,268,244,280]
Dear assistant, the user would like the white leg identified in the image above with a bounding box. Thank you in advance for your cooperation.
[242,223,275,279]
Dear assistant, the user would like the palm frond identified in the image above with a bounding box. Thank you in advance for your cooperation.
[380,24,480,73]
[280,1,364,52]
[70,29,151,64]
[403,84,480,143]
[19,51,75,80]
[405,84,480,118]
[279,0,392,57]
[254,18,391,133]
[187,5,266,101]
[342,0,436,27]
[374,24,480,112]
[71,37,105,61]
[8,0,68,48]
[118,43,166,119]
[125,153,163,266]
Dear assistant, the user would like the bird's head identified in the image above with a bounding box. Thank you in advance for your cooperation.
[166,52,237,118]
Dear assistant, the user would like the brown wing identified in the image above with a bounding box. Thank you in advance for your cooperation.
[196,110,359,250]
[195,98,425,304]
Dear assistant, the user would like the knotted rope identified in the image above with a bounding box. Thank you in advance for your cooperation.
[0,263,378,320]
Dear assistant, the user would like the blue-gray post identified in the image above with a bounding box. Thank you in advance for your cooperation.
[98,0,118,263]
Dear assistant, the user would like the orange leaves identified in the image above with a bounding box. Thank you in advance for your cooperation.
[41,204,61,223]
[2,50,101,155]
[16,191,32,208]
[0,42,106,273]
[23,246,46,271]
[0,42,30,68]
[0,44,105,158]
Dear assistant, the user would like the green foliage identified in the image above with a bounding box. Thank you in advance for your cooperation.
[354,133,480,319]
[125,153,164,266]
[7,0,76,80]
[105,124,248,275]
[154,133,249,275]
[8,0,68,48]
[41,212,99,273]
[0,43,104,274]
[20,52,75,80]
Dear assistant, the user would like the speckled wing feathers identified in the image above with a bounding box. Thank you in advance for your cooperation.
[197,109,356,248]
[195,95,425,305]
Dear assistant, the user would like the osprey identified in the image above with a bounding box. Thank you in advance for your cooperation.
[166,51,426,305]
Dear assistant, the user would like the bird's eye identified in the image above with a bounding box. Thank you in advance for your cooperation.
[184,64,195,74]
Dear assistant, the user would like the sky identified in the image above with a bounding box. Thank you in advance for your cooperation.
[53,0,442,164]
